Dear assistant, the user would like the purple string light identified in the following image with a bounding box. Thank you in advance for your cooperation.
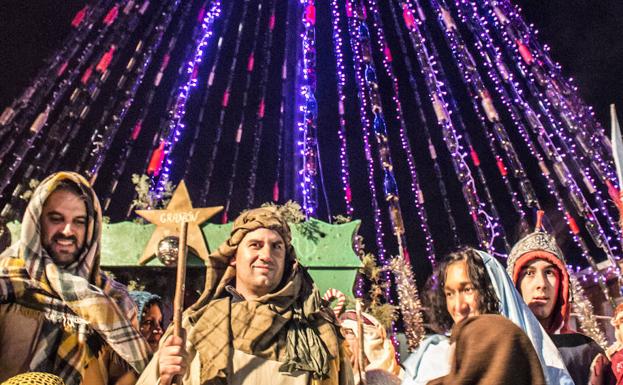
[474,0,621,301]
[406,0,512,253]
[100,0,191,212]
[365,0,436,267]
[246,0,278,208]
[199,0,251,206]
[427,0,535,226]
[298,0,319,218]
[453,0,585,250]
[82,0,181,182]
[493,0,612,165]
[152,0,222,197]
[182,0,237,182]
[387,0,461,247]
[478,0,621,256]
[329,0,354,216]
[344,0,387,265]
[399,0,501,253]
[482,0,623,257]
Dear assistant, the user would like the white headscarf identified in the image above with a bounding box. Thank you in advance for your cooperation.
[476,250,573,385]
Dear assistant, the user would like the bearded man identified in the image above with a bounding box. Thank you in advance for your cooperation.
[0,172,150,385]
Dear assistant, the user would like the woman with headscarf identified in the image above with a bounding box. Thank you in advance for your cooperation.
[129,291,165,353]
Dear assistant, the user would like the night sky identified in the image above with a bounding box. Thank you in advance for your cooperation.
[2,1,621,119]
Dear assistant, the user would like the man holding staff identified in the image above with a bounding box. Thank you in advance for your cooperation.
[137,206,354,385]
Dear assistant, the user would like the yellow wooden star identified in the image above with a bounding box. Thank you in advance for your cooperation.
[135,180,222,265]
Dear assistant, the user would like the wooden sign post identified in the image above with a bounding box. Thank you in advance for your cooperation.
[135,181,222,385]
[173,221,189,339]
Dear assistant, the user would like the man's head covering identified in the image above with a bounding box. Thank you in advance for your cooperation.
[178,206,342,383]
[129,290,162,324]
[16,172,103,282]
[190,206,296,309]
[427,315,546,385]
[0,172,149,385]
[478,250,573,384]
[507,212,571,334]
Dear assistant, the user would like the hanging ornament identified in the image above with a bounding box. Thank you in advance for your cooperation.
[516,39,534,65]
[383,170,398,201]
[71,5,88,28]
[372,113,387,136]
[157,236,179,266]
[305,3,316,25]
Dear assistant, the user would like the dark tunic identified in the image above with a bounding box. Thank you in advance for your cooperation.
[550,333,615,385]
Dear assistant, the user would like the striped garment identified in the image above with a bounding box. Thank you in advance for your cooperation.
[0,172,149,385]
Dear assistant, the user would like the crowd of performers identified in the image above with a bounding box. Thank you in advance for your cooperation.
[1,171,623,384]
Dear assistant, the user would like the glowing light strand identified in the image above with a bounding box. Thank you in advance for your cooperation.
[0,1,133,200]
[453,0,591,252]
[246,0,278,208]
[482,0,623,256]
[101,0,193,212]
[479,0,621,264]
[387,0,461,247]
[198,0,251,206]
[152,0,222,196]
[344,0,387,263]
[455,0,618,304]
[494,0,612,164]
[82,0,181,182]
[347,3,412,357]
[222,0,265,223]
[477,0,621,302]
[118,1,204,216]
[0,0,109,141]
[182,0,237,181]
[298,0,319,217]
[329,0,354,216]
[41,2,144,179]
[428,0,536,225]
[399,0,500,253]
[353,3,412,262]
[273,0,296,205]
[406,0,512,253]
[365,0,436,267]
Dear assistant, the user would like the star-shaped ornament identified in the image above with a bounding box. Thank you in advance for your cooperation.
[135,180,222,265]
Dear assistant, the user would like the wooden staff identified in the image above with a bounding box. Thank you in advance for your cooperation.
[355,300,367,385]
[173,221,188,384]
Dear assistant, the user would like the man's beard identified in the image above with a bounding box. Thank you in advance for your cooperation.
[45,234,83,266]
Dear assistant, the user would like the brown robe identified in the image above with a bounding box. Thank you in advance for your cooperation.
[428,314,546,385]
